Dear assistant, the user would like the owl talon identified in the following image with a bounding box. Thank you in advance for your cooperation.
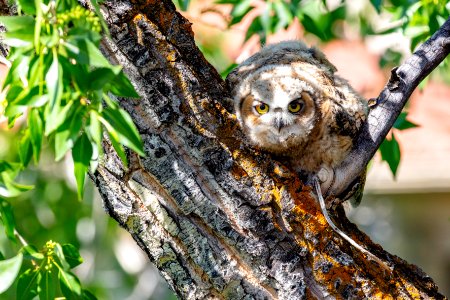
[317,166,334,196]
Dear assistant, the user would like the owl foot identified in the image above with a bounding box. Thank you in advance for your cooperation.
[317,166,335,197]
[312,176,392,272]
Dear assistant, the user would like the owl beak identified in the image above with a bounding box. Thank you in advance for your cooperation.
[274,117,286,131]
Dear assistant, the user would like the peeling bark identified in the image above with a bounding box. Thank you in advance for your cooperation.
[87,1,450,298]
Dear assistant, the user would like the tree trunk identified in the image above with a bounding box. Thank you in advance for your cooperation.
[91,1,447,299]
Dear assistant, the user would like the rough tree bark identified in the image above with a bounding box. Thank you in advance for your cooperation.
[88,1,448,299]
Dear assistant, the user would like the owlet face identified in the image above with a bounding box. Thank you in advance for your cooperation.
[238,73,318,154]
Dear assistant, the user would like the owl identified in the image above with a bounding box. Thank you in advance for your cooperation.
[226,41,368,205]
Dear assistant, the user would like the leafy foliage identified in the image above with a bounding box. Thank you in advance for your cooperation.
[217,0,345,43]
[0,0,144,200]
[0,0,145,298]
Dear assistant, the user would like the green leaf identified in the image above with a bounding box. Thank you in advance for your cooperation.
[0,199,17,242]
[54,243,70,271]
[370,0,382,13]
[394,112,419,130]
[19,130,34,167]
[87,111,102,148]
[102,106,145,156]
[301,13,327,40]
[229,5,252,26]
[23,245,44,261]
[28,108,43,163]
[37,269,56,300]
[72,133,93,199]
[45,52,63,111]
[174,0,190,11]
[59,269,82,298]
[0,252,23,293]
[245,17,263,42]
[230,0,252,18]
[380,133,401,177]
[82,289,98,300]
[45,100,74,136]
[65,39,110,68]
[274,1,293,31]
[88,67,117,91]
[54,108,83,161]
[107,71,140,98]
[260,2,273,36]
[18,0,37,14]
[90,0,109,35]
[107,131,127,167]
[17,269,40,300]
[0,16,35,32]
[220,63,238,79]
[0,164,34,198]
[62,244,83,269]
[0,16,35,47]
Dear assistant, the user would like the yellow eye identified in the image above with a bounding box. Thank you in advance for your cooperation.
[288,100,304,113]
[254,102,269,114]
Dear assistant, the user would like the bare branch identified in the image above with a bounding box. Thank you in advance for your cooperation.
[329,17,450,197]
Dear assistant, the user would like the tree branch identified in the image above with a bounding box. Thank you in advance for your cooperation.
[90,1,447,298]
[328,17,450,197]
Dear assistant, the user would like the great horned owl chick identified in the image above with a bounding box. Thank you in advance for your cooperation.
[226,41,368,201]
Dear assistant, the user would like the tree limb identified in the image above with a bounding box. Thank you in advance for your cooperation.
[83,1,448,298]
[328,17,450,197]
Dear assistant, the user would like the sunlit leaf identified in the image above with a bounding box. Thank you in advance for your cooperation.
[0,16,35,47]
[0,16,35,32]
[59,269,82,298]
[45,52,63,111]
[23,245,44,261]
[45,100,74,136]
[230,0,252,18]
[54,243,70,271]
[102,107,145,156]
[274,1,293,31]
[0,253,23,293]
[107,130,128,167]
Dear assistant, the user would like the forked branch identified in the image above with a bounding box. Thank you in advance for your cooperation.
[328,17,450,197]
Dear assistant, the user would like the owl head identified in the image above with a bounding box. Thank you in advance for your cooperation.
[226,41,341,155]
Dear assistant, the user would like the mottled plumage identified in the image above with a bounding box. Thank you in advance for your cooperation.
[227,41,368,204]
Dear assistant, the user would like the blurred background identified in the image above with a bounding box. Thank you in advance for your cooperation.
[1,0,449,298]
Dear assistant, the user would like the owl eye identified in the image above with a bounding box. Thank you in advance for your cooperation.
[288,100,305,114]
[254,102,269,114]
